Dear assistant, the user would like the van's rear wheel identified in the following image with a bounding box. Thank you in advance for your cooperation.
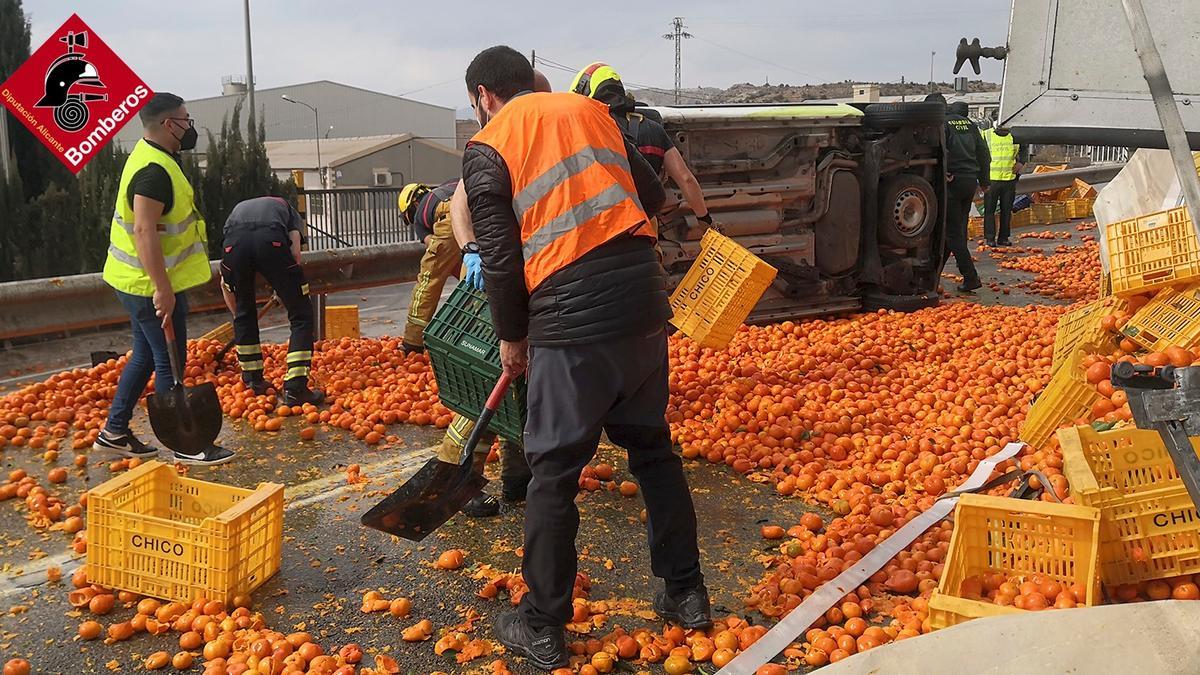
[879,174,938,248]
[863,102,946,129]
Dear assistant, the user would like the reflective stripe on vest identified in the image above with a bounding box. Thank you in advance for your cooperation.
[111,210,198,237]
[470,92,654,292]
[106,239,208,270]
[985,130,1019,181]
[102,139,210,297]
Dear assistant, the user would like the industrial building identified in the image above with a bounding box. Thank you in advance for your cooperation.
[264,134,462,189]
[111,79,456,159]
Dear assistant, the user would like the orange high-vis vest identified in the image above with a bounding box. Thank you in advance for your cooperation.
[471,92,654,292]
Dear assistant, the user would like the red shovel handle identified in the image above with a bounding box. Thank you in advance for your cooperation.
[485,373,512,411]
[457,373,513,465]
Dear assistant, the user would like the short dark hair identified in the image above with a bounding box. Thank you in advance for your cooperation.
[465,46,535,101]
[140,92,185,125]
[923,93,946,103]
[949,101,969,117]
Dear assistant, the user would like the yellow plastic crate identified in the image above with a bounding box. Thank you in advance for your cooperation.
[1098,485,1200,585]
[1050,297,1126,376]
[1011,209,1034,229]
[1059,424,1200,585]
[1106,206,1200,297]
[1065,198,1094,220]
[87,461,284,604]
[199,323,234,344]
[1020,367,1101,450]
[928,494,1100,630]
[324,305,360,339]
[669,229,777,349]
[1120,284,1200,352]
[968,216,984,239]
[1032,202,1068,225]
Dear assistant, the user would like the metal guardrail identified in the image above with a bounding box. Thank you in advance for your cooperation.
[1014,163,1124,194]
[0,243,425,341]
[303,187,416,250]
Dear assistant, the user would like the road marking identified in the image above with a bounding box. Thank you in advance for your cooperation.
[0,362,91,387]
[0,444,440,597]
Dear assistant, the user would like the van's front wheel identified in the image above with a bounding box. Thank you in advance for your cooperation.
[878,174,938,249]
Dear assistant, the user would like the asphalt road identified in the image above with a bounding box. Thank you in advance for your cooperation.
[0,217,1095,673]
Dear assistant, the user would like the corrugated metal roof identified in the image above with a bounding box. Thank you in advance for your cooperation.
[264,134,461,170]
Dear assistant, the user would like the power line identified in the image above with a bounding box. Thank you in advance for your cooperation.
[534,54,717,104]
[690,33,828,83]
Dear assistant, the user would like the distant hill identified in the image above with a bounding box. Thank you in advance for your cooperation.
[629,80,1001,106]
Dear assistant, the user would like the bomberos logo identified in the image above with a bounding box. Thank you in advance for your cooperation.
[0,13,151,173]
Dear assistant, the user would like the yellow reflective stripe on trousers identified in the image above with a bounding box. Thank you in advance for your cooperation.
[106,239,207,271]
[285,366,310,380]
[112,210,198,237]
[521,182,638,259]
[236,344,262,355]
[286,351,313,363]
[240,359,264,370]
[511,145,631,222]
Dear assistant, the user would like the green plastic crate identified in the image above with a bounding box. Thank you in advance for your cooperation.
[424,285,526,442]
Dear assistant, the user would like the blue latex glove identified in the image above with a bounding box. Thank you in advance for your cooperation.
[462,252,484,290]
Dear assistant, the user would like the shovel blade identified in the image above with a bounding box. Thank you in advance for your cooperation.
[146,382,223,454]
[360,457,487,541]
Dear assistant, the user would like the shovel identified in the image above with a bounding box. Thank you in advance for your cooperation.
[361,372,511,541]
[146,316,223,454]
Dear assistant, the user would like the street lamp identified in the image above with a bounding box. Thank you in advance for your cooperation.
[281,94,322,187]
[324,125,335,139]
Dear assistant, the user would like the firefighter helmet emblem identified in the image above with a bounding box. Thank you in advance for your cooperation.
[34,30,108,132]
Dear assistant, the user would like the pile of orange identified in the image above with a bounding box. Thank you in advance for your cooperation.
[957,572,1086,610]
[993,240,1100,300]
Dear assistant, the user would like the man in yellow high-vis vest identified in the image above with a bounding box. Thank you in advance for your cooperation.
[982,124,1028,247]
[94,92,235,466]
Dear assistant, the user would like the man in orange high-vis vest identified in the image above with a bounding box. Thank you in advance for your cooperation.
[461,46,708,670]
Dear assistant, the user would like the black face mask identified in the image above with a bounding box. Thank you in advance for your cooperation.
[177,125,198,151]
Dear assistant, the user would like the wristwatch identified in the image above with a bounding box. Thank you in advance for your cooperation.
[461,242,480,255]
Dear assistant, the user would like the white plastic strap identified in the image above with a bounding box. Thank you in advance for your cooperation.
[717,441,1025,675]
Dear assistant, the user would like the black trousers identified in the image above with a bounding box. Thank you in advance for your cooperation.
[942,175,981,285]
[219,227,314,392]
[519,328,704,630]
[984,179,1017,242]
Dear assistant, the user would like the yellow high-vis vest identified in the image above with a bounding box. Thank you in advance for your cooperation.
[984,129,1020,182]
[102,139,210,296]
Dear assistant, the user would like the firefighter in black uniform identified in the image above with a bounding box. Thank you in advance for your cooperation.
[219,196,325,405]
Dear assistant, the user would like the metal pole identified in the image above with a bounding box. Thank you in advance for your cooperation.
[929,51,936,90]
[243,0,255,140]
[313,107,322,188]
[0,111,11,181]
[1120,0,1200,242]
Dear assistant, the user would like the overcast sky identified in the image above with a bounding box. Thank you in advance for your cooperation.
[24,1,1011,114]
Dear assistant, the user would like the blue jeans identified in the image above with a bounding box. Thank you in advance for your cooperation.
[104,290,189,435]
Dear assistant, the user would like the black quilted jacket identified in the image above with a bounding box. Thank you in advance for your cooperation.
[463,132,668,347]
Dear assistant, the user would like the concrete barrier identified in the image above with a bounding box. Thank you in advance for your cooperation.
[0,242,425,341]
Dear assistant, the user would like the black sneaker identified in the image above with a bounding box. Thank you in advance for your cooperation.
[173,445,236,466]
[282,388,325,406]
[462,494,501,518]
[997,239,1013,247]
[985,239,997,247]
[494,610,568,670]
[654,586,713,630]
[93,429,158,459]
[957,279,983,293]
[401,341,425,356]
